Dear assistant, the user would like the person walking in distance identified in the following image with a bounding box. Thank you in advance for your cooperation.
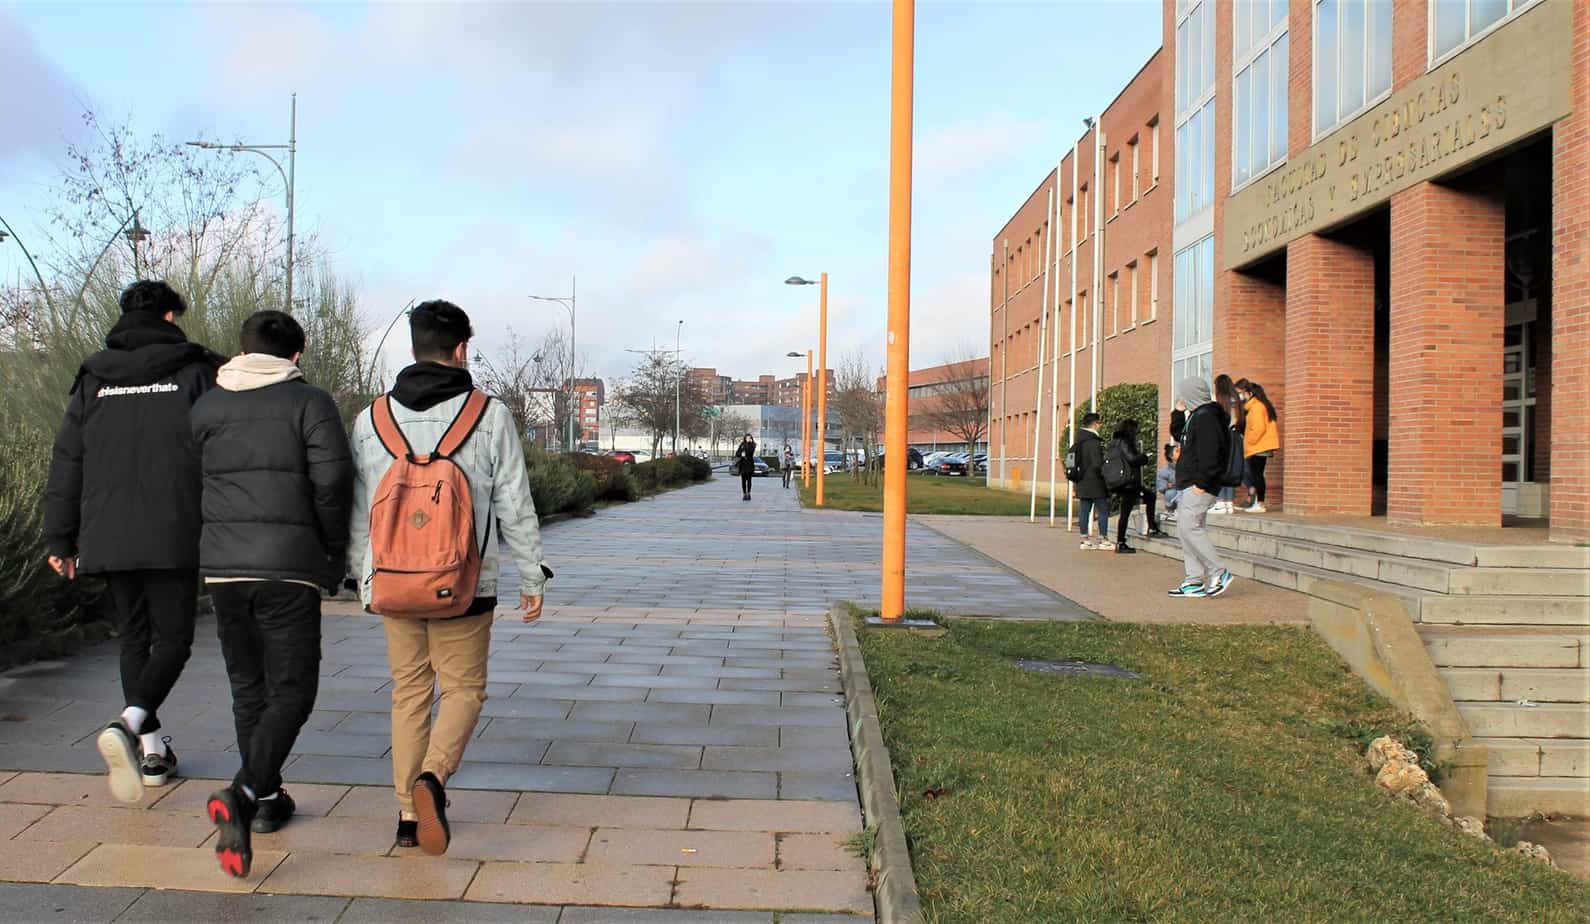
[347,300,552,856]
[1238,381,1280,513]
[1168,378,1235,598]
[782,443,796,488]
[1106,418,1158,554]
[1211,374,1244,514]
[1071,413,1111,550]
[191,311,354,877]
[734,433,758,501]
[43,280,222,802]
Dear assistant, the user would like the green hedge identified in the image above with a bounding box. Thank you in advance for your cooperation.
[1068,383,1160,491]
[568,452,640,503]
[523,446,599,518]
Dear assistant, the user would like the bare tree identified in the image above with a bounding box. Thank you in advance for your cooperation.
[833,351,882,485]
[472,328,546,439]
[920,348,991,458]
[616,350,707,458]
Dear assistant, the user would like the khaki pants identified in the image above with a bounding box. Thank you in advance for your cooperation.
[382,612,492,815]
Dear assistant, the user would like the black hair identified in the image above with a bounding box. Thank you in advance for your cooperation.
[1163,442,1178,460]
[1081,412,1101,428]
[1214,374,1245,427]
[1248,382,1279,423]
[1235,377,1252,392]
[119,280,187,317]
[410,300,474,362]
[239,310,305,359]
[1114,418,1139,439]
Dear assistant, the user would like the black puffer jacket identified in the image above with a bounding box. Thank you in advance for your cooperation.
[190,366,354,588]
[1072,429,1108,500]
[1175,402,1230,494]
[43,313,221,572]
[1109,430,1149,490]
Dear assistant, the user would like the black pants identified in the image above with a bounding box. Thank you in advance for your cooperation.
[782,467,792,488]
[104,570,198,735]
[741,472,753,496]
[210,582,322,798]
[1247,454,1269,503]
[1115,487,1159,546]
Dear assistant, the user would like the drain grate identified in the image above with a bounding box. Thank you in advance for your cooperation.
[1013,659,1138,680]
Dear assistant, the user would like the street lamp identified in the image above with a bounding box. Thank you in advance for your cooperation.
[367,299,416,390]
[187,93,297,309]
[125,211,150,277]
[785,273,828,506]
[673,319,684,455]
[787,350,813,487]
[529,277,577,451]
[0,212,53,314]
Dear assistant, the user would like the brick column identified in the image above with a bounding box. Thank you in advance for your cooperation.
[1218,269,1287,506]
[1284,234,1376,515]
[1388,179,1506,526]
[1550,1,1590,541]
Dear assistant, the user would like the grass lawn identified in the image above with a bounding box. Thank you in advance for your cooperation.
[854,614,1590,923]
[799,473,1031,515]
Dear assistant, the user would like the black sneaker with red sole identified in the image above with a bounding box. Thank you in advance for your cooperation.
[206,787,256,878]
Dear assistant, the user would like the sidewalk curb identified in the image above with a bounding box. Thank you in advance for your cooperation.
[829,603,924,924]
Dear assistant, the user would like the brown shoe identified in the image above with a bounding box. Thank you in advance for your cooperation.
[413,772,450,856]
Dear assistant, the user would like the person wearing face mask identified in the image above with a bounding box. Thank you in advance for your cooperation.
[734,433,758,501]
[1236,380,1280,513]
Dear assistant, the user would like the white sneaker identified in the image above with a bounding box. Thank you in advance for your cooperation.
[1094,540,1114,551]
[1246,503,1266,513]
[1079,539,1096,550]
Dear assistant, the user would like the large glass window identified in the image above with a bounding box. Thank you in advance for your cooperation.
[1432,0,1537,62]
[1172,236,1215,386]
[1175,0,1216,223]
[1234,0,1289,189]
[1314,0,1392,138]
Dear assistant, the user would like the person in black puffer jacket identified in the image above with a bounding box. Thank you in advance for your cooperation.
[190,310,353,846]
[43,280,223,801]
[1108,418,1159,554]
[1169,377,1234,598]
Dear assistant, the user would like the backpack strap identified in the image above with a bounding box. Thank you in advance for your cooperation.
[371,397,414,461]
[436,389,491,459]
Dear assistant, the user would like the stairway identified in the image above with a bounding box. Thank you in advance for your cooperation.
[1139,513,1590,817]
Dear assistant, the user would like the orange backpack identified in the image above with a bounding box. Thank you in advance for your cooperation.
[367,390,491,618]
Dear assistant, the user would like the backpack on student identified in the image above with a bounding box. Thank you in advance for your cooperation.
[367,390,491,619]
[1220,422,1245,488]
[1063,444,1083,483]
[1103,441,1133,491]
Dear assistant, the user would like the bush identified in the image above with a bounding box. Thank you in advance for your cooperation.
[631,458,695,494]
[568,452,640,502]
[678,454,711,482]
[523,445,598,518]
[1070,383,1160,491]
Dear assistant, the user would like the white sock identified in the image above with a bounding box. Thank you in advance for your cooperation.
[139,732,163,755]
[121,707,148,734]
[240,784,258,801]
[257,790,279,802]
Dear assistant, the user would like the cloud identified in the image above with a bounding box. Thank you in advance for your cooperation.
[918,115,1054,181]
[0,11,84,163]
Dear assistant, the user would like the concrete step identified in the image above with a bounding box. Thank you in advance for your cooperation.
[1441,667,1590,703]
[1419,594,1590,626]
[1487,776,1590,817]
[1420,627,1586,670]
[1456,702,1590,739]
[1447,567,1590,597]
[1175,513,1590,569]
[1479,738,1590,777]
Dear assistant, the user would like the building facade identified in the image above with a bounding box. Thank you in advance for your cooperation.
[879,358,993,453]
[686,366,835,408]
[572,378,605,446]
[991,0,1587,541]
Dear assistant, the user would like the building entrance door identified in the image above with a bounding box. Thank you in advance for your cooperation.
[1501,303,1538,517]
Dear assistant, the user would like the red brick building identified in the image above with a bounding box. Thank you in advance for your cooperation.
[685,367,834,408]
[572,378,604,445]
[992,0,1586,541]
[878,358,992,452]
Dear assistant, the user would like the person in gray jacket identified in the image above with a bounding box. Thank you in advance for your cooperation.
[346,300,551,856]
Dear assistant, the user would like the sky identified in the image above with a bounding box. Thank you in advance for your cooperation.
[0,0,1162,384]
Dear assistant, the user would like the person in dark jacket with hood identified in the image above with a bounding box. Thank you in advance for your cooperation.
[1108,418,1161,554]
[1169,377,1234,598]
[43,280,222,803]
[1073,413,1110,549]
[734,434,758,501]
[190,311,353,866]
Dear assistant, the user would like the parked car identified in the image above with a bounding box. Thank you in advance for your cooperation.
[920,451,950,472]
[752,458,771,477]
[972,453,988,473]
[932,453,970,476]
[879,447,924,469]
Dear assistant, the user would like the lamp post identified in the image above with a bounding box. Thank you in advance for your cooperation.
[785,273,828,506]
[367,299,416,390]
[187,93,297,309]
[529,277,577,450]
[673,319,684,455]
[786,350,813,487]
[879,0,915,624]
[0,213,54,314]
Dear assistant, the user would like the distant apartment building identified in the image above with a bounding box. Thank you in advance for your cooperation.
[571,378,605,445]
[686,366,834,408]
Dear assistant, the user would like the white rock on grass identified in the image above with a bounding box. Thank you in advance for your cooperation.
[1450,816,1491,842]
[1516,841,1553,865]
[1375,758,1430,797]
[1368,736,1419,772]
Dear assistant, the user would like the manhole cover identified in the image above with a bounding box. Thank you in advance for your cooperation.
[1013,659,1138,679]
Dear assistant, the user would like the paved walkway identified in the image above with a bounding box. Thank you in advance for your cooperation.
[0,475,1077,921]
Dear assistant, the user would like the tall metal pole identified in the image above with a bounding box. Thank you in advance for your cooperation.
[569,275,577,450]
[803,349,813,487]
[673,319,683,455]
[285,93,297,310]
[816,273,829,507]
[1066,140,1080,530]
[1028,187,1053,522]
[999,239,1009,485]
[1048,160,1063,524]
[879,0,913,622]
[0,214,54,315]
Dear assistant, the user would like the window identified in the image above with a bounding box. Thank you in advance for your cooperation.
[1109,272,1120,334]
[1064,298,1074,353]
[1064,196,1074,251]
[1111,153,1121,215]
[1175,1,1216,223]
[1127,261,1139,328]
[1314,0,1392,138]
[1233,0,1289,189]
[1433,0,1536,62]
[1080,184,1089,239]
[1172,236,1215,388]
[1150,118,1161,182]
[1147,250,1159,321]
[1078,290,1089,347]
[1130,138,1141,200]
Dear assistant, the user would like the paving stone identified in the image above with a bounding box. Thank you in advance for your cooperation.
[686,799,862,834]
[610,654,725,668]
[478,718,633,742]
[780,726,852,751]
[329,785,520,823]
[465,861,675,906]
[590,673,721,690]
[647,688,782,706]
[441,822,591,863]
[673,868,873,914]
[475,698,578,719]
[285,755,393,787]
[0,801,50,838]
[782,692,847,708]
[571,702,713,724]
[460,738,553,764]
[630,723,780,748]
[778,833,869,873]
[284,731,391,758]
[259,853,479,900]
[158,780,351,819]
[558,908,771,924]
[612,769,777,799]
[660,665,782,680]
[0,883,142,923]
[778,915,872,923]
[719,677,841,693]
[546,741,703,770]
[114,889,350,922]
[17,805,218,848]
[252,815,396,856]
[0,839,99,882]
[586,827,774,868]
[702,747,853,773]
[339,897,559,922]
[0,771,176,810]
[448,763,615,794]
[710,706,846,728]
[326,712,392,736]
[58,844,288,893]
[510,671,599,687]
[508,793,691,829]
[778,773,859,803]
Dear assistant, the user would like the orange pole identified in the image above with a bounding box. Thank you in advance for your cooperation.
[816,272,829,507]
[803,349,813,487]
[881,0,913,622]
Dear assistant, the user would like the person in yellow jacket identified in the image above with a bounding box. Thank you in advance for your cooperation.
[1238,381,1280,512]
